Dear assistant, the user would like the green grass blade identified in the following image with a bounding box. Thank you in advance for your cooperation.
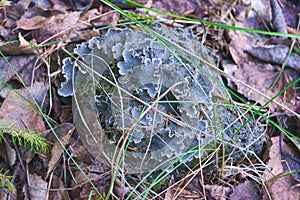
[124,0,300,38]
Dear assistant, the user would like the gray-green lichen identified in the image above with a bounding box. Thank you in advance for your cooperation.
[59,25,265,173]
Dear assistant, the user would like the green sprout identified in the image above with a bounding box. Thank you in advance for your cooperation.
[0,121,49,153]
[0,169,15,193]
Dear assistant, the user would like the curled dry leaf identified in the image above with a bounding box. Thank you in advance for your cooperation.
[244,44,300,70]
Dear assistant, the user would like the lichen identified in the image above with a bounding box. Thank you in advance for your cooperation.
[59,25,265,173]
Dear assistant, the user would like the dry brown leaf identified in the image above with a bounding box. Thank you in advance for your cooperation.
[27,173,48,200]
[0,55,36,98]
[17,11,101,43]
[0,32,37,55]
[224,1,297,112]
[0,82,46,133]
[51,0,94,11]
[45,123,74,178]
[226,31,297,111]
[34,12,81,43]
[17,12,80,43]
[262,136,300,200]
[0,82,47,164]
[164,189,173,200]
[16,15,48,30]
[230,181,262,200]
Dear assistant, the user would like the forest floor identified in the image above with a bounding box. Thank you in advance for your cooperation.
[0,0,299,199]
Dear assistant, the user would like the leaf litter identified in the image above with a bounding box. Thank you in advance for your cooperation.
[0,0,299,199]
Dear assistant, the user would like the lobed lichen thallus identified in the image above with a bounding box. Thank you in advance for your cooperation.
[58,25,265,173]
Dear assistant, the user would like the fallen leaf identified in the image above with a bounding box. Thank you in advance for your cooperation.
[224,1,298,112]
[0,55,36,98]
[222,60,238,89]
[51,0,94,11]
[0,32,37,56]
[164,175,175,200]
[17,11,101,44]
[32,0,52,10]
[0,41,37,56]
[0,82,47,164]
[16,15,48,30]
[0,82,46,133]
[226,31,297,111]
[244,44,300,70]
[230,181,262,200]
[32,12,81,43]
[225,0,271,34]
[262,136,300,200]
[27,173,48,200]
[45,123,74,178]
